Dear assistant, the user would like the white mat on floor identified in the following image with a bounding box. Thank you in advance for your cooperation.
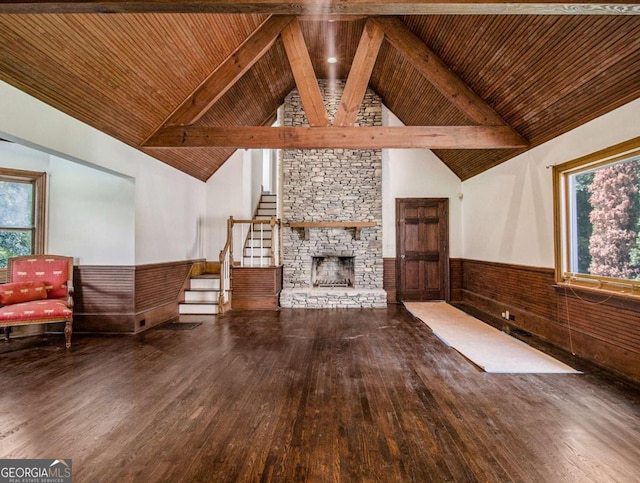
[404,302,580,374]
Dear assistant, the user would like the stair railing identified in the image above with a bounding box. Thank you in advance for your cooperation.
[218,216,233,312]
[227,216,281,268]
[218,215,281,312]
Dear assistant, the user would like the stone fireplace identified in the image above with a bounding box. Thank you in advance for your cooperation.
[279,80,387,308]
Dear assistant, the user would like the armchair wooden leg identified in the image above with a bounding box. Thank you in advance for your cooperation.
[64,321,72,349]
[3,327,9,342]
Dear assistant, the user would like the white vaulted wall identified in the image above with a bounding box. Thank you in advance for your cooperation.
[47,156,135,265]
[381,107,463,258]
[462,97,640,268]
[0,80,206,266]
[204,148,264,262]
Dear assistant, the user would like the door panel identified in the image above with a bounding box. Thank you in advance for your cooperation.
[397,198,449,301]
[404,261,421,291]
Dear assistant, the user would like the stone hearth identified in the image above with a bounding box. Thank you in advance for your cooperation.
[280,288,387,309]
[279,80,387,308]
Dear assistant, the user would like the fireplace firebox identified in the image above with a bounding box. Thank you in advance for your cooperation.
[311,256,355,288]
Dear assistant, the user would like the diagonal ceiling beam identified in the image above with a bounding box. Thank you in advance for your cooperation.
[144,125,529,149]
[372,16,511,127]
[1,2,638,15]
[281,18,330,127]
[334,19,384,127]
[153,14,294,132]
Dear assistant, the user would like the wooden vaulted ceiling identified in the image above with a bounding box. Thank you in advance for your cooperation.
[0,2,639,181]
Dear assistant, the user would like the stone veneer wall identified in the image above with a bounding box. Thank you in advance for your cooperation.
[280,80,387,308]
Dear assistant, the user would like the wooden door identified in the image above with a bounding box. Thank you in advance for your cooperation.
[396,198,449,301]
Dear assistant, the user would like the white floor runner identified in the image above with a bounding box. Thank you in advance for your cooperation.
[404,302,580,374]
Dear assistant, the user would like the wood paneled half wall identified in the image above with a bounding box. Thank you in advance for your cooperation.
[383,257,640,383]
[232,266,282,310]
[383,257,397,303]
[460,259,640,383]
[74,259,201,333]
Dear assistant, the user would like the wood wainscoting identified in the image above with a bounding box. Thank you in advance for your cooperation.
[135,260,199,331]
[383,257,462,304]
[460,259,640,383]
[383,256,639,382]
[232,266,283,310]
[383,257,397,303]
[450,258,463,302]
[73,265,135,333]
[74,259,201,333]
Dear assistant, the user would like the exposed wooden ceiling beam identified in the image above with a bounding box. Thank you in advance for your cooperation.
[373,16,507,127]
[155,15,293,131]
[144,125,529,149]
[1,1,638,15]
[281,18,330,127]
[334,19,384,127]
[297,15,369,22]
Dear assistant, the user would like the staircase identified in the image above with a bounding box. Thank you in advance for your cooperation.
[243,193,276,267]
[178,193,278,315]
[179,273,227,315]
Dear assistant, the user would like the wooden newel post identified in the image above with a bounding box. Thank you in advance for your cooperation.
[228,216,234,266]
[270,217,277,267]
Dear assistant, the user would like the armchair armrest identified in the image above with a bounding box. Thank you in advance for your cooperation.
[67,279,74,308]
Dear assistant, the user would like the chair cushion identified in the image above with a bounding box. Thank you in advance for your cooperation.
[0,281,47,305]
[0,299,72,324]
[11,257,70,298]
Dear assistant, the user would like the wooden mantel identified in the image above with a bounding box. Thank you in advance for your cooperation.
[287,221,377,241]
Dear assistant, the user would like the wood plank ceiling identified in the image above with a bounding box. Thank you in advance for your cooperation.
[0,3,639,181]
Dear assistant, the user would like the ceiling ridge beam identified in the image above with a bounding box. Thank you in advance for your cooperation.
[2,2,639,15]
[144,14,294,144]
[144,125,529,149]
[334,19,384,127]
[281,18,330,127]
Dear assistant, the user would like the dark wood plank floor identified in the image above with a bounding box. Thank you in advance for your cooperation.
[1,305,640,482]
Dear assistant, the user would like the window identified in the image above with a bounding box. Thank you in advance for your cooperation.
[0,168,46,278]
[554,137,640,297]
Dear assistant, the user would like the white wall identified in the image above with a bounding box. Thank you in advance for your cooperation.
[0,80,206,265]
[0,142,135,265]
[205,150,260,261]
[250,148,264,212]
[0,139,50,169]
[48,156,135,265]
[462,97,640,268]
[382,106,463,258]
[134,161,205,264]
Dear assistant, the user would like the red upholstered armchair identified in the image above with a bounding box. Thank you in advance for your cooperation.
[0,255,74,348]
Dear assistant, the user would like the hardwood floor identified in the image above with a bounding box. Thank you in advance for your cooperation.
[1,305,639,482]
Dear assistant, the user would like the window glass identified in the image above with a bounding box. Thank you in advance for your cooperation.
[0,169,44,270]
[0,231,32,267]
[0,180,34,227]
[568,156,640,281]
